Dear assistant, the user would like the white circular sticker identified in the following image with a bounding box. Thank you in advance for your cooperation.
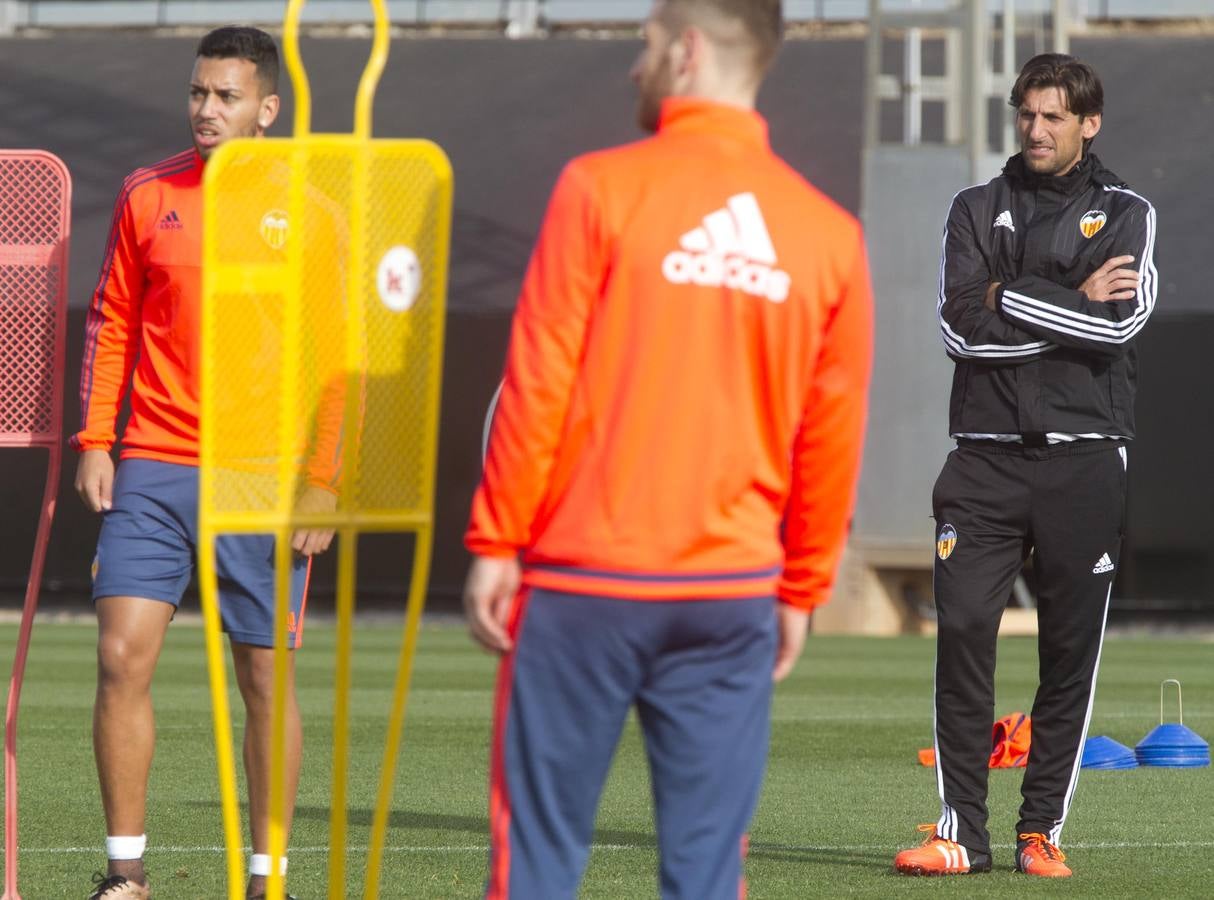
[376,245,422,312]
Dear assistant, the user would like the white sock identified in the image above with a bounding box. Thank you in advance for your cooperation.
[249,853,288,876]
[106,834,147,861]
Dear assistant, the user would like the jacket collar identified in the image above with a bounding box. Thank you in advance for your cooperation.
[1002,150,1125,194]
[657,97,769,149]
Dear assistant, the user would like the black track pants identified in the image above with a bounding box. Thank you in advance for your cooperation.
[929,440,1126,855]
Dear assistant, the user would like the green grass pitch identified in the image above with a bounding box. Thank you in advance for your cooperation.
[2,618,1212,897]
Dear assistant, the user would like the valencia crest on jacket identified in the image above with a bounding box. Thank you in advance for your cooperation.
[1079,210,1107,238]
[259,209,289,250]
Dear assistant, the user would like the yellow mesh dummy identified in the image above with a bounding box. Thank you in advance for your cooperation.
[197,1,452,897]
[202,142,449,523]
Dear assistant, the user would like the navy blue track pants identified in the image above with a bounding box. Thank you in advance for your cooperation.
[487,588,777,899]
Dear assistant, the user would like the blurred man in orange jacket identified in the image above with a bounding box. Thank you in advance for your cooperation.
[464,2,873,896]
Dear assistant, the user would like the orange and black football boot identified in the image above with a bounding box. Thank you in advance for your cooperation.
[1016,832,1072,877]
[894,824,992,876]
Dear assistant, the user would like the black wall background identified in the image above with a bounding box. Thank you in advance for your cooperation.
[0,32,1209,611]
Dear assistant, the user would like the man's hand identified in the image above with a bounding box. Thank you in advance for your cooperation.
[75,449,115,513]
[773,603,810,682]
[983,282,1002,311]
[463,554,521,654]
[1079,255,1141,302]
[291,486,337,556]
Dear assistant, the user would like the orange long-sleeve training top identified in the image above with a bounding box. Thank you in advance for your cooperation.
[466,98,874,611]
[74,149,204,463]
[73,149,343,491]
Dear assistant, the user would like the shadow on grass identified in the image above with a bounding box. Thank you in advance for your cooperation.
[188,801,657,847]
[748,843,892,870]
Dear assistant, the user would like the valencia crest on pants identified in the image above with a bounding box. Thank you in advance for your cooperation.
[937,524,958,561]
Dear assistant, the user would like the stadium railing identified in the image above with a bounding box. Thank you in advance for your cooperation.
[3,0,1211,37]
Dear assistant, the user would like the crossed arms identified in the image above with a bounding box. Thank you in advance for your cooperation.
[938,188,1157,364]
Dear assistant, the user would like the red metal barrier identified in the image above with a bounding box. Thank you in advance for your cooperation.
[0,150,71,900]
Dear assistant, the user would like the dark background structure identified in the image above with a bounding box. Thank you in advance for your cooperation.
[0,30,1210,614]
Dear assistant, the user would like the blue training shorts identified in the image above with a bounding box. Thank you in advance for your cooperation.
[92,458,309,648]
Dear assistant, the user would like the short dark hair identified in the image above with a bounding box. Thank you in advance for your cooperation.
[196,26,279,96]
[1009,53,1103,119]
[660,0,784,73]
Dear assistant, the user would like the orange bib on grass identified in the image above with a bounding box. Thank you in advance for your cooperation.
[918,712,1032,768]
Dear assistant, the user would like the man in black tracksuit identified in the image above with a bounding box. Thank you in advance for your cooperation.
[895,54,1157,878]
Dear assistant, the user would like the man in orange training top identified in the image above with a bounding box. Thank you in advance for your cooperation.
[463,2,873,896]
[75,26,334,900]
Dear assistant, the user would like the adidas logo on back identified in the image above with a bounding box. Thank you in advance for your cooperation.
[662,192,791,303]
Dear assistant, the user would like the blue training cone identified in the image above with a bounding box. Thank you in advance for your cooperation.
[1082,735,1138,770]
[1135,679,1210,768]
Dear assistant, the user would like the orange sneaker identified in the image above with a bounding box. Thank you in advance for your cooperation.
[1016,832,1072,877]
[894,824,992,876]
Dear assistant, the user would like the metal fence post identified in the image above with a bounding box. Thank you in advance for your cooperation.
[506,0,541,36]
[0,1,21,36]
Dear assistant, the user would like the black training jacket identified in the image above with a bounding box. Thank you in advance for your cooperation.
[937,152,1157,440]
